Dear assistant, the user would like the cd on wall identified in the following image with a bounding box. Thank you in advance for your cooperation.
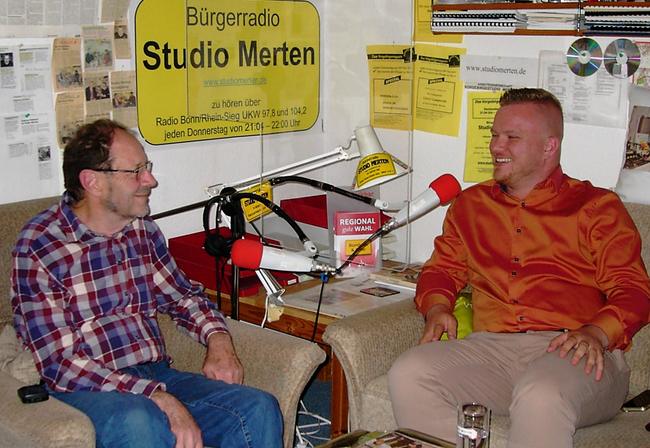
[566,38,602,77]
[604,39,641,79]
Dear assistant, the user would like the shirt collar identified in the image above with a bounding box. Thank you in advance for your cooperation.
[59,191,135,243]
[490,165,565,200]
[59,192,88,243]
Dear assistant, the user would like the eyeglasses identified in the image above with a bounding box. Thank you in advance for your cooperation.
[91,161,153,180]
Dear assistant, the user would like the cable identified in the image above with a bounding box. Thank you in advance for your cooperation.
[249,220,273,246]
[295,399,331,447]
[335,227,385,273]
[310,275,329,343]
[214,256,227,311]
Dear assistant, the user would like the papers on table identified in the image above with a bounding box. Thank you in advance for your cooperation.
[282,275,413,318]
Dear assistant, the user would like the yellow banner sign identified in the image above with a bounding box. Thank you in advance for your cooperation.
[135,0,320,145]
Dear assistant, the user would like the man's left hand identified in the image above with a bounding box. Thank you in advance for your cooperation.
[547,325,608,381]
[203,332,244,384]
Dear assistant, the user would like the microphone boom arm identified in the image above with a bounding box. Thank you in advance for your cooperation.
[268,175,395,211]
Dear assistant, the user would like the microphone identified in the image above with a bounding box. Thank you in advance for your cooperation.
[231,239,337,274]
[382,173,462,232]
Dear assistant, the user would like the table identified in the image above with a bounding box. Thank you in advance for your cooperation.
[206,278,351,437]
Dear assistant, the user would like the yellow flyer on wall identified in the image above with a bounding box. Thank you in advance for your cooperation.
[135,0,320,145]
[413,0,463,44]
[241,182,273,222]
[367,45,414,131]
[413,43,465,137]
[464,91,500,183]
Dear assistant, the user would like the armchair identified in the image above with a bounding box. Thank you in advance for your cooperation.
[323,201,650,447]
[0,196,326,448]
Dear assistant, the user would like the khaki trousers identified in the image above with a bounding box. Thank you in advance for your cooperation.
[388,331,630,448]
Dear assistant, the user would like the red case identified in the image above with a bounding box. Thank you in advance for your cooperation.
[168,228,297,297]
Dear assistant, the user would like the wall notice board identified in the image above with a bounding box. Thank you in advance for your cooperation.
[0,38,62,204]
[0,0,134,204]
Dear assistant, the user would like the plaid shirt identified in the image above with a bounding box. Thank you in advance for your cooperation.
[11,193,228,396]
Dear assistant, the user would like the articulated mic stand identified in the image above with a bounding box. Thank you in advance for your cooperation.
[223,189,245,321]
[204,187,316,321]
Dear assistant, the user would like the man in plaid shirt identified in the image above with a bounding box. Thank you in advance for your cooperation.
[11,119,282,448]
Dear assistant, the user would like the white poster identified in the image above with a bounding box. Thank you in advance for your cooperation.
[0,39,60,203]
[461,54,538,91]
[538,50,628,129]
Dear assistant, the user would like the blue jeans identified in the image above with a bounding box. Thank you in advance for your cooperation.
[50,361,283,448]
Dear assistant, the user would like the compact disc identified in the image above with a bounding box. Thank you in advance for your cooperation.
[604,39,641,78]
[566,38,602,77]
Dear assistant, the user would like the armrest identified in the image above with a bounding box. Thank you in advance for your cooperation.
[0,371,94,448]
[159,314,326,448]
[226,319,325,392]
[228,319,326,448]
[158,314,207,372]
[322,299,423,429]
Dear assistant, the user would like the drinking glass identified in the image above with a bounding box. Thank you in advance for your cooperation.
[456,402,490,448]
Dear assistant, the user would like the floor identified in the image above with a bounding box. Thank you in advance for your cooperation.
[295,378,332,447]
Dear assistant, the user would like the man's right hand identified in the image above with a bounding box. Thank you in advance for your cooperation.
[150,390,202,448]
[419,303,458,344]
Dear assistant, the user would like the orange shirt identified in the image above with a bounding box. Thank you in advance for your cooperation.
[415,166,650,350]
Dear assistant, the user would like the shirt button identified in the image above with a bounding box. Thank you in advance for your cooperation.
[516,228,522,233]
[521,201,526,208]
[511,271,517,276]
[512,298,519,304]
[513,257,520,263]
[518,315,524,321]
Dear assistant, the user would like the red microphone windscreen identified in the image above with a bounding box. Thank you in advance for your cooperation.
[429,174,462,205]
[231,239,263,270]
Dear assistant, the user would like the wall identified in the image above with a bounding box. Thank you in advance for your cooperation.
[1,1,633,265]
[319,6,630,263]
[405,34,629,262]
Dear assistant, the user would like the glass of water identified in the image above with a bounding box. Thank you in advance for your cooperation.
[457,402,490,448]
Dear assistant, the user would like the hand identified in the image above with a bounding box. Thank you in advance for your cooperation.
[419,303,458,344]
[150,390,202,448]
[547,325,608,381]
[203,332,244,384]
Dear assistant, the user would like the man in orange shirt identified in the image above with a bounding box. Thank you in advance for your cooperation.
[388,88,650,448]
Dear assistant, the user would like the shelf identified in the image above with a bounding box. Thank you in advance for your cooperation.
[431,1,650,36]
[431,29,578,36]
[432,2,581,11]
[432,1,647,8]
[583,1,649,6]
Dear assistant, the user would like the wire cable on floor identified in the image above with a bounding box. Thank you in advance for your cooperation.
[294,399,331,448]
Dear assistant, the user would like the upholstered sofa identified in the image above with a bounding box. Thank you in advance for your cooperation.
[0,196,326,448]
[324,201,650,447]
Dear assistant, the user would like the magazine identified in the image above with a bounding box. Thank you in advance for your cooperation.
[317,428,454,448]
[368,263,424,291]
[339,428,454,448]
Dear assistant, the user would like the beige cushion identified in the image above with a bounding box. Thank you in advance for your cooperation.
[0,325,39,385]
